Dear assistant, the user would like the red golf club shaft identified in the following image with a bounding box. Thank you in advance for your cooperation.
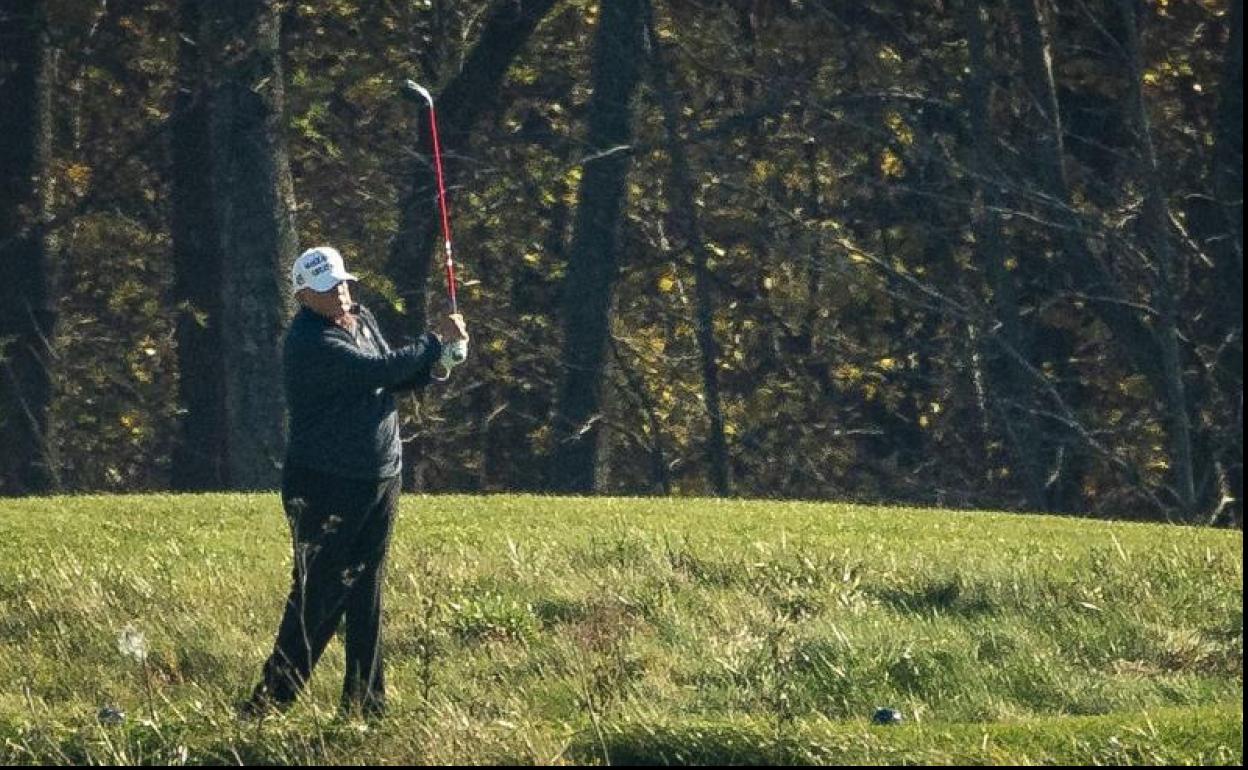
[426,102,458,314]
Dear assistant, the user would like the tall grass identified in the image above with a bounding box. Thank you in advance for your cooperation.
[1,494,1241,764]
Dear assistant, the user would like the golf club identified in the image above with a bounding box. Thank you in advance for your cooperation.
[400,79,468,368]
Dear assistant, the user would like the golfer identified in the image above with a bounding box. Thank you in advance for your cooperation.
[242,245,468,718]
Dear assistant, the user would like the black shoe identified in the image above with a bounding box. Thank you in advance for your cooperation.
[236,688,293,721]
[339,696,386,722]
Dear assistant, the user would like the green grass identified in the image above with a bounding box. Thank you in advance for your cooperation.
[1,494,1241,764]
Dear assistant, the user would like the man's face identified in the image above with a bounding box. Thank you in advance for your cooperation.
[299,281,354,321]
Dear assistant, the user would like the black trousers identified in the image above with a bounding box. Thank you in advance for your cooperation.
[253,466,400,712]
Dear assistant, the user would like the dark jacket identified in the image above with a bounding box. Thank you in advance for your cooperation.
[283,304,442,480]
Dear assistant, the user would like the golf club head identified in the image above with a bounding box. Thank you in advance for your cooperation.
[97,706,126,726]
[872,707,903,725]
[399,79,434,108]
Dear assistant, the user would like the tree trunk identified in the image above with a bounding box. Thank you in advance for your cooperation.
[1185,0,1242,523]
[1010,0,1068,197]
[960,0,1047,510]
[1117,0,1197,516]
[1209,0,1243,300]
[203,0,298,489]
[609,335,671,494]
[1007,0,1096,513]
[170,0,228,490]
[1010,0,1168,374]
[1008,0,1177,512]
[0,0,58,495]
[547,0,645,493]
[643,0,730,496]
[1209,0,1242,525]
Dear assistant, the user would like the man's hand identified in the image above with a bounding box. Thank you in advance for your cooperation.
[433,313,469,381]
[436,313,469,345]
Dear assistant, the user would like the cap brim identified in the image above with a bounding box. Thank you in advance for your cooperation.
[303,269,358,293]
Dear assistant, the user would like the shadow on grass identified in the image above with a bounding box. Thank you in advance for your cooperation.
[874,574,998,617]
[567,705,1244,766]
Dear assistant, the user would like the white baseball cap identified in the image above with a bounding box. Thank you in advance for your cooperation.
[291,246,357,293]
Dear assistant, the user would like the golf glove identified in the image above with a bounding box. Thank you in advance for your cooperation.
[430,339,466,383]
[442,338,468,369]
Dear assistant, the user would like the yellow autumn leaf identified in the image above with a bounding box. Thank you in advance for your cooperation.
[835,363,863,382]
[881,149,904,178]
[66,163,92,194]
[658,274,676,293]
[886,112,914,146]
[877,45,902,64]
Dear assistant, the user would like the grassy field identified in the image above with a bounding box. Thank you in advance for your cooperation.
[0,494,1241,764]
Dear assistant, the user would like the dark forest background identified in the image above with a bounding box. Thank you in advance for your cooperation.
[0,0,1241,526]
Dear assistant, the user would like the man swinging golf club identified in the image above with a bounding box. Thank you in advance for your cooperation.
[241,244,469,718]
